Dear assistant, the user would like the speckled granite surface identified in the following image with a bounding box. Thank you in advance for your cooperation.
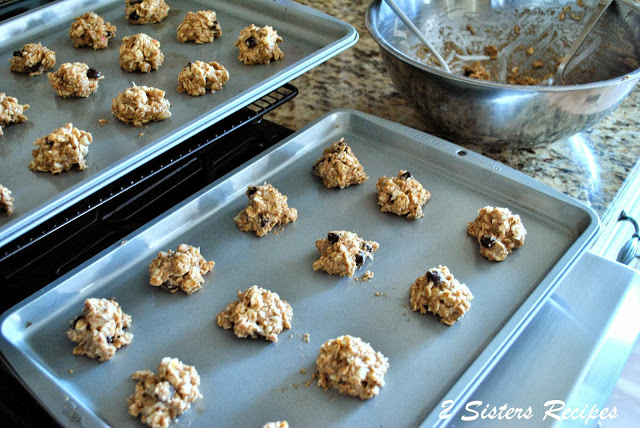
[267,0,640,216]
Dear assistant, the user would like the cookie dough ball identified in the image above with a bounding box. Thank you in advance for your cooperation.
[0,93,29,136]
[111,85,171,127]
[234,24,284,65]
[409,265,473,326]
[0,185,14,216]
[316,335,389,400]
[313,231,379,277]
[177,10,221,43]
[9,42,56,76]
[313,138,368,189]
[67,297,133,361]
[119,33,164,73]
[148,244,215,295]
[29,123,92,174]
[128,357,202,428]
[69,11,116,50]
[125,0,169,24]
[376,170,430,219]
[48,62,104,98]
[233,183,297,237]
[177,61,229,96]
[216,285,293,342]
[467,206,526,261]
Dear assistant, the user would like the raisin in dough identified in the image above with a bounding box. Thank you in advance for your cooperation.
[467,206,526,261]
[48,62,104,98]
[409,265,473,326]
[111,85,171,126]
[176,10,221,43]
[376,170,430,219]
[126,0,169,25]
[148,244,215,295]
[0,185,14,215]
[235,24,283,65]
[119,33,164,73]
[69,11,116,50]
[313,138,368,189]
[313,231,379,277]
[316,335,389,400]
[9,43,56,76]
[216,285,293,342]
[67,297,133,361]
[234,183,297,237]
[177,61,229,96]
[0,93,29,136]
[29,123,92,174]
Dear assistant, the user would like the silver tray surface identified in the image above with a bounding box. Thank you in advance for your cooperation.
[0,0,357,247]
[0,110,598,427]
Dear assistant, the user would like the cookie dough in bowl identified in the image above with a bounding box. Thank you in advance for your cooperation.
[29,123,92,174]
[177,61,229,96]
[111,85,171,127]
[9,42,56,76]
[125,0,169,25]
[119,33,164,73]
[0,93,29,136]
[176,10,222,43]
[235,24,284,65]
[69,11,116,50]
[48,62,104,98]
[467,206,526,261]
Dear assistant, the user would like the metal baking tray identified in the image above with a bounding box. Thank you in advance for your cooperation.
[0,110,599,427]
[0,0,358,247]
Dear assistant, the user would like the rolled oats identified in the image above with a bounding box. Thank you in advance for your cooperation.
[29,123,92,174]
[48,62,104,98]
[376,170,430,219]
[0,93,29,136]
[234,183,297,237]
[176,10,222,44]
[312,138,368,189]
[9,42,56,76]
[216,285,293,342]
[467,206,526,261]
[119,33,164,73]
[128,357,201,428]
[313,231,379,277]
[111,85,171,126]
[69,11,116,50]
[234,24,284,65]
[0,184,14,215]
[177,60,229,97]
[409,265,473,326]
[66,297,133,361]
[125,0,169,25]
[148,244,215,295]
[315,335,389,400]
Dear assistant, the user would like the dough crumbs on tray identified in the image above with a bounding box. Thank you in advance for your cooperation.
[148,244,215,294]
[9,42,56,76]
[177,10,222,44]
[112,85,171,126]
[119,33,164,73]
[125,0,169,25]
[69,11,116,50]
[0,93,29,136]
[316,335,389,400]
[48,62,104,98]
[312,138,368,189]
[216,285,293,342]
[29,123,92,174]
[177,60,229,96]
[467,206,526,261]
[98,118,107,126]
[263,422,289,428]
[313,231,379,277]
[409,265,473,326]
[66,297,133,361]
[376,170,431,219]
[235,24,284,65]
[234,183,297,237]
[128,357,201,428]
[0,184,14,215]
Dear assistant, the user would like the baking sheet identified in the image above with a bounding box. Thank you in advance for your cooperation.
[0,0,357,247]
[0,110,599,427]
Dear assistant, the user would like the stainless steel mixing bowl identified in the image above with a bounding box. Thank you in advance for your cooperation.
[366,0,640,146]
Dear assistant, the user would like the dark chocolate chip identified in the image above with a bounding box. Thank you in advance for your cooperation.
[362,243,373,253]
[246,186,257,197]
[480,234,497,248]
[260,216,270,228]
[86,68,101,78]
[245,36,257,48]
[327,232,340,244]
[105,31,113,37]
[426,269,444,286]
[355,253,365,266]
[12,50,22,57]
[28,63,42,72]
[129,11,140,21]
[106,336,113,344]
[400,171,412,179]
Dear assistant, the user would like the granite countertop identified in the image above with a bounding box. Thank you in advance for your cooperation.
[267,0,640,217]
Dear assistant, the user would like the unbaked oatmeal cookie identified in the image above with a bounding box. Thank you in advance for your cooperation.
[313,138,368,189]
[128,357,201,428]
[29,123,92,174]
[409,265,473,326]
[0,93,29,136]
[69,11,116,50]
[313,231,379,277]
[66,297,133,361]
[234,183,297,237]
[176,10,221,43]
[234,24,284,65]
[48,62,104,98]
[467,206,526,261]
[216,285,293,342]
[0,185,14,215]
[149,244,215,295]
[376,170,431,219]
[9,42,56,76]
[126,0,170,25]
[119,33,164,73]
[316,335,389,400]
[111,85,171,126]
[177,61,229,96]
